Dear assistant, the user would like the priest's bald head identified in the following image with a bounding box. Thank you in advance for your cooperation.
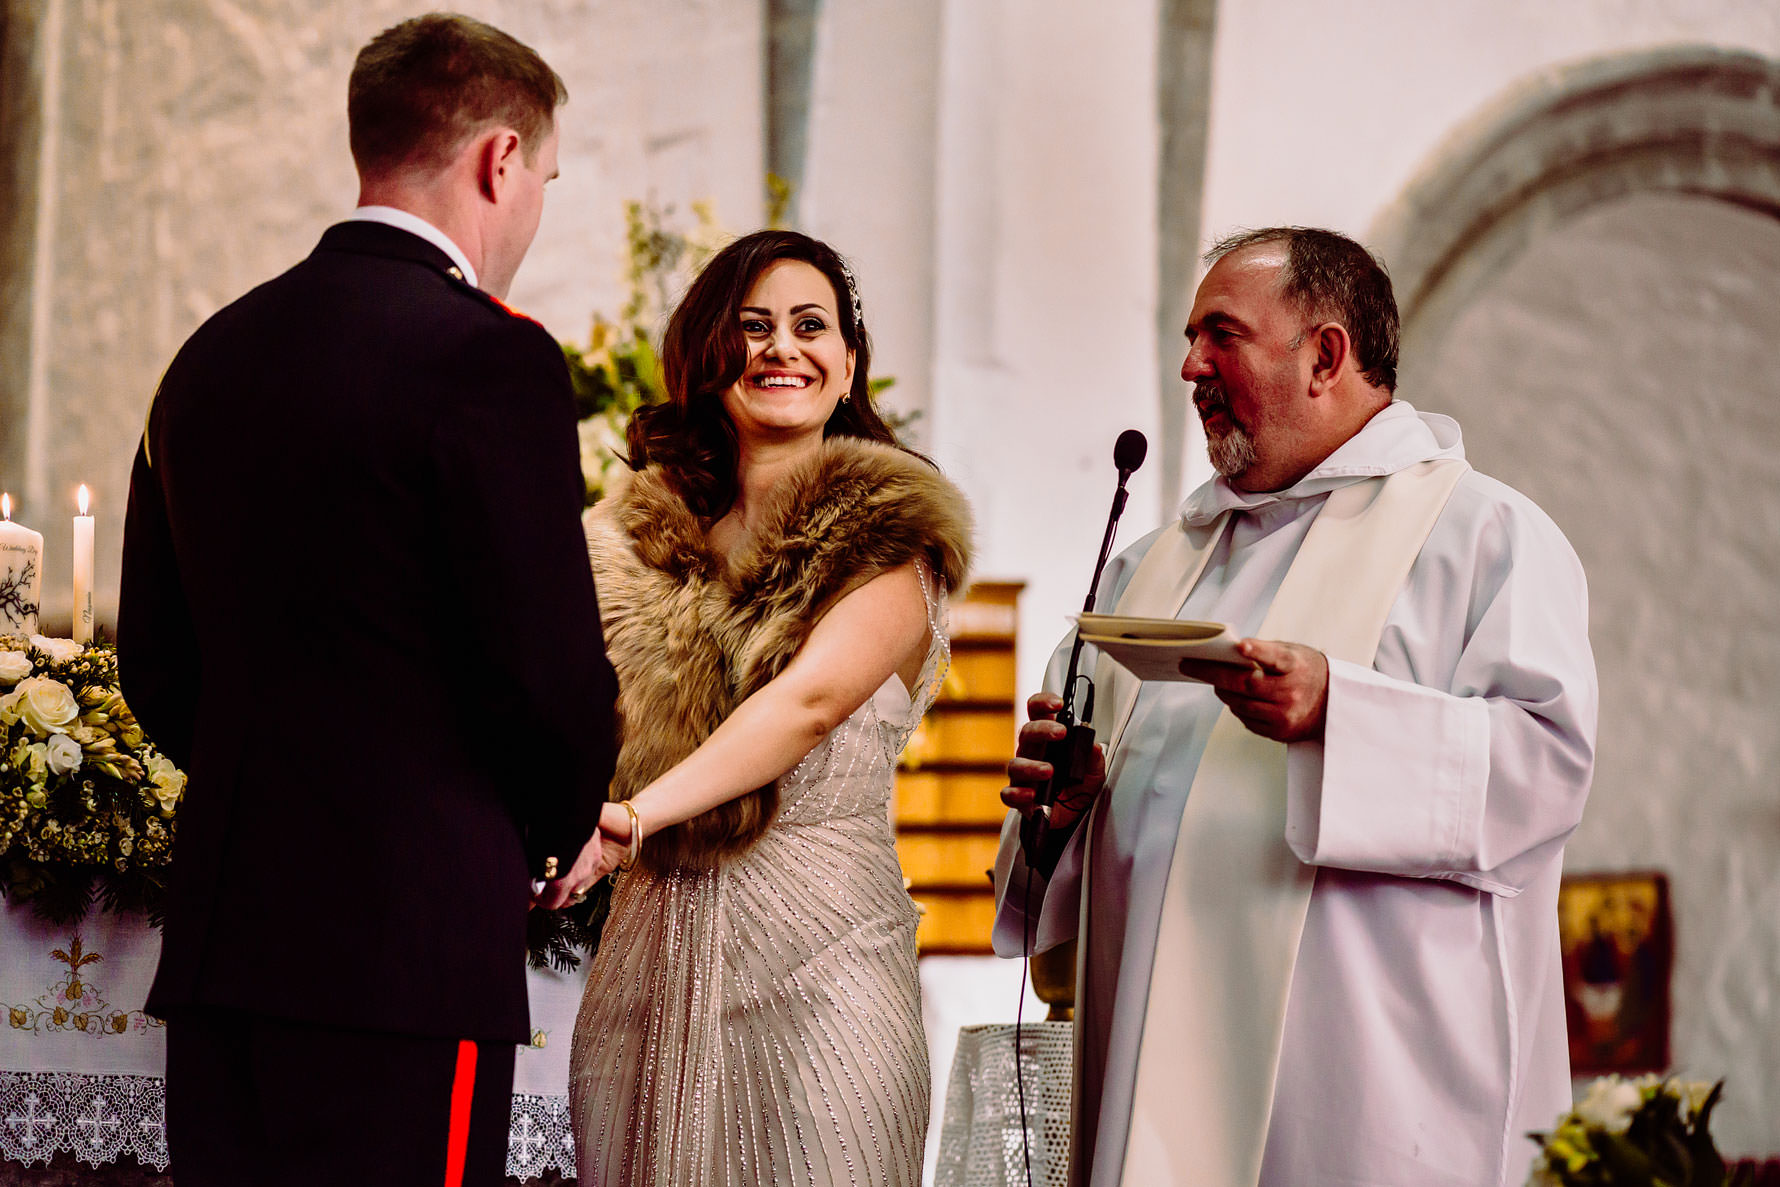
[1182,228,1400,492]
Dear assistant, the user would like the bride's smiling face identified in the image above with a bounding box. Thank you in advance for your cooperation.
[723,259,856,442]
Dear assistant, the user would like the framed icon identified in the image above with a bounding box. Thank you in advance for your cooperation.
[1558,871,1672,1075]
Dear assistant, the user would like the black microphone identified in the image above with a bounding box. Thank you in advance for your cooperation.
[1020,429,1148,871]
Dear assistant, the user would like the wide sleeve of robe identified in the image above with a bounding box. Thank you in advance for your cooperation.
[1283,471,1599,896]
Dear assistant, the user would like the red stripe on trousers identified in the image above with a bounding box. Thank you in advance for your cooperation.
[445,1039,478,1187]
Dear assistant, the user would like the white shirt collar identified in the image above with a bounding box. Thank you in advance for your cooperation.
[347,206,478,289]
[1180,399,1468,526]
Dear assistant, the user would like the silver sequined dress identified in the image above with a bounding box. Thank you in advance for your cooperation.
[568,570,949,1187]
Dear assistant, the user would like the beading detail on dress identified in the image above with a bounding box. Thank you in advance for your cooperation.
[568,563,950,1187]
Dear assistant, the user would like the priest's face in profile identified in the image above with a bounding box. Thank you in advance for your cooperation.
[1181,246,1320,492]
[723,259,857,442]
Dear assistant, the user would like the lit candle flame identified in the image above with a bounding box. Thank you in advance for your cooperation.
[77,484,90,516]
[1,492,10,521]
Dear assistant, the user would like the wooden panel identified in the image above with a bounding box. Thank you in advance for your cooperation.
[913,892,998,954]
[905,581,1021,956]
[941,648,1017,703]
[894,769,1009,826]
[902,708,1015,767]
[947,597,1018,642]
[897,830,1004,888]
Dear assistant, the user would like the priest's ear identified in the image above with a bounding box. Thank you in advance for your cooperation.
[1306,322,1352,395]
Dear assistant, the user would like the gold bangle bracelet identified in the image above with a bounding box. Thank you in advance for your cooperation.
[619,800,643,870]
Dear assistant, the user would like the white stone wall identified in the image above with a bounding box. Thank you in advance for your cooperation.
[9,0,764,627]
[1192,0,1780,502]
[924,0,1164,700]
[1413,192,1780,1155]
[795,0,1169,701]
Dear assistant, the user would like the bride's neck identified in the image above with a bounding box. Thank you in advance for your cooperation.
[724,434,822,535]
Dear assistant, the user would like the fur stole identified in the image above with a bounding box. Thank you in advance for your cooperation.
[585,437,973,870]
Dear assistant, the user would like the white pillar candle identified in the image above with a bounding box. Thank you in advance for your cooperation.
[73,484,94,645]
[0,493,45,638]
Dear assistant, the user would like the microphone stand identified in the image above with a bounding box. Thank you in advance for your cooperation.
[1019,461,1139,871]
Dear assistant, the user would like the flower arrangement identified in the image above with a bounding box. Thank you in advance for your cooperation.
[1527,1074,1737,1186]
[564,199,725,505]
[0,635,183,925]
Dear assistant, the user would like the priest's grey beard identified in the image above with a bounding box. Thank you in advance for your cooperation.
[1195,382,1256,477]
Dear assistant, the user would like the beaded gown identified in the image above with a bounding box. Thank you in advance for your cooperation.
[568,570,948,1187]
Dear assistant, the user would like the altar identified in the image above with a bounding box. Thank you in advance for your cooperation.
[0,902,588,1179]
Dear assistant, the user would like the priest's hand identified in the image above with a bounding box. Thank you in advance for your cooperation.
[1179,638,1328,743]
[1001,691,1107,833]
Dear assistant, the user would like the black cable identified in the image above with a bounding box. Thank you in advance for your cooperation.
[1015,862,1036,1187]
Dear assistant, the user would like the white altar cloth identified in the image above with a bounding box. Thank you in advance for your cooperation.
[0,900,590,1177]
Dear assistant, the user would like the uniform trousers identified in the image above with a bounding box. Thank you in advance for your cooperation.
[164,1008,516,1187]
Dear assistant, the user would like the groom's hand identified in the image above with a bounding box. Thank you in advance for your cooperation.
[530,818,627,911]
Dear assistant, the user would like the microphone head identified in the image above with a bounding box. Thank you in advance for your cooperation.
[1114,429,1148,474]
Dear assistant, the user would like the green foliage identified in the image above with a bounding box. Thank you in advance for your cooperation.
[524,872,612,974]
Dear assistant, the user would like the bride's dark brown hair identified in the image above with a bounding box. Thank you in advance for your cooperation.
[625,229,909,519]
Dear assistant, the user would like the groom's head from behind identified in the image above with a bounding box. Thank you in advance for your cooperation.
[348,13,567,299]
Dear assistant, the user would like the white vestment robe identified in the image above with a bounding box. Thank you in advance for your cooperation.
[992,402,1598,1187]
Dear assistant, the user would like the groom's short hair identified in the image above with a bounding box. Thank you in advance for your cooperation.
[348,13,566,177]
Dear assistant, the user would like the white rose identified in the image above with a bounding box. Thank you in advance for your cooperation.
[2,676,79,737]
[145,752,187,812]
[28,635,83,664]
[44,732,82,776]
[1575,1076,1644,1134]
[0,652,31,684]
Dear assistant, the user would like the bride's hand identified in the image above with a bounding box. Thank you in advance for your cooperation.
[531,808,631,910]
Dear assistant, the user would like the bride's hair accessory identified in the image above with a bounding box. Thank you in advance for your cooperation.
[837,255,863,334]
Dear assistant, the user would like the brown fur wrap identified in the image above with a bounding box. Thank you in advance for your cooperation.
[585,437,973,870]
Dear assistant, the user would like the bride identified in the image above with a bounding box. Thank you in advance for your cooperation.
[558,229,972,1185]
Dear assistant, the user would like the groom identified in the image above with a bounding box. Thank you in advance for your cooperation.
[117,14,617,1185]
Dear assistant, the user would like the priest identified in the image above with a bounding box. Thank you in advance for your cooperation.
[992,227,1598,1187]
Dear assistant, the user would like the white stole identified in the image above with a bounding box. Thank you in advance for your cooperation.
[1077,459,1467,1186]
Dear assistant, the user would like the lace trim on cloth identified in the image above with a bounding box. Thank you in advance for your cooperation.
[0,1073,169,1171]
[0,1073,577,1180]
[505,1093,578,1179]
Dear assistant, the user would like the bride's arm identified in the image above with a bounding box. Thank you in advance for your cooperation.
[542,561,931,901]
[631,560,930,837]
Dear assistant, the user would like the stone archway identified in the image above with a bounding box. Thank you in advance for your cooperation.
[1369,47,1780,1157]
[1371,46,1780,357]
